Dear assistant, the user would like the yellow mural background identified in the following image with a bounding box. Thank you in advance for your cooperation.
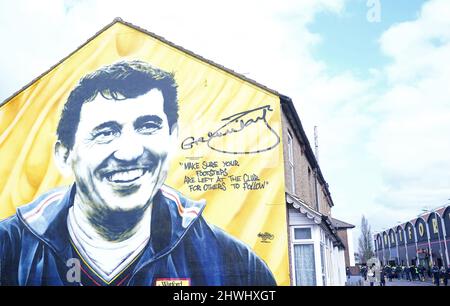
[0,21,289,285]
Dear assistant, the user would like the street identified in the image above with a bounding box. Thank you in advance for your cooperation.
[346,275,437,286]
[375,279,435,286]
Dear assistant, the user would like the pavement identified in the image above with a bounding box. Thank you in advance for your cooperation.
[346,275,365,286]
[346,276,440,286]
[376,278,435,286]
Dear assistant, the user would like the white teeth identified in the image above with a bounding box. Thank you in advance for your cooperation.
[109,169,145,182]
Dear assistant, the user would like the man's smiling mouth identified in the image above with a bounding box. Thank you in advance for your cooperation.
[104,168,150,183]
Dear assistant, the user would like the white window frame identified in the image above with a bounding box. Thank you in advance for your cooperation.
[320,229,327,285]
[290,226,317,286]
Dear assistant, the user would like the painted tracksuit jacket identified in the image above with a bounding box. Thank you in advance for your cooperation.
[0,185,276,286]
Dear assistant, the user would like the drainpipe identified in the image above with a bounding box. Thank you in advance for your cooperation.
[313,126,320,212]
[314,169,320,211]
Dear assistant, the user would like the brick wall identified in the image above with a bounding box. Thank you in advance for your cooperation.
[281,110,332,215]
[337,229,351,267]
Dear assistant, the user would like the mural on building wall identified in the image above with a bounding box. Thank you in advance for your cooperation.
[0,21,289,285]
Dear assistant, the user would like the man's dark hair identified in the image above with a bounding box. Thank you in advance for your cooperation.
[56,60,178,149]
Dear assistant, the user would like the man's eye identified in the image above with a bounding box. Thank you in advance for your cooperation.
[137,122,161,134]
[92,130,119,142]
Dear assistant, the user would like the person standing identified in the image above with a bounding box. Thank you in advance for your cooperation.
[379,266,386,286]
[387,265,393,282]
[367,263,377,286]
[405,266,411,281]
[440,266,446,286]
[396,266,402,280]
[361,265,368,281]
[432,264,440,286]
[418,265,425,281]
[444,265,450,286]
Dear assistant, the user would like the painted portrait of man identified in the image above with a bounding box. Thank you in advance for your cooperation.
[0,60,276,286]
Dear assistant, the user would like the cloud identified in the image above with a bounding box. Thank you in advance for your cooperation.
[313,0,450,245]
[0,0,346,101]
[368,0,450,220]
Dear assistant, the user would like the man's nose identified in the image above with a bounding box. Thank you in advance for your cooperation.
[113,135,145,161]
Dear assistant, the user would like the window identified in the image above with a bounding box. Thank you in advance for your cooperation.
[292,226,316,286]
[287,131,295,193]
[320,229,327,286]
[294,228,312,240]
[294,244,316,286]
[320,243,326,286]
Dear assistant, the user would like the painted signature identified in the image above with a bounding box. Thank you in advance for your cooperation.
[181,105,280,154]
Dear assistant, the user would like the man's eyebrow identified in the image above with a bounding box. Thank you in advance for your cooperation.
[91,121,122,133]
[134,115,163,128]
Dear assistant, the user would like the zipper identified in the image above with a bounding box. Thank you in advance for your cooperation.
[126,204,206,285]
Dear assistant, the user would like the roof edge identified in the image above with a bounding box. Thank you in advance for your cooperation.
[115,19,283,97]
[280,95,335,208]
[2,18,285,109]
[331,217,356,229]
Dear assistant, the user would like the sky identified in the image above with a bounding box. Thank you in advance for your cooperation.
[1,0,450,247]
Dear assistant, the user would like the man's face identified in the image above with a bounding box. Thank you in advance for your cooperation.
[63,89,176,212]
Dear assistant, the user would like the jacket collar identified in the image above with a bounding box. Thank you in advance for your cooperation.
[16,184,206,261]
[17,185,74,256]
[149,185,206,255]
